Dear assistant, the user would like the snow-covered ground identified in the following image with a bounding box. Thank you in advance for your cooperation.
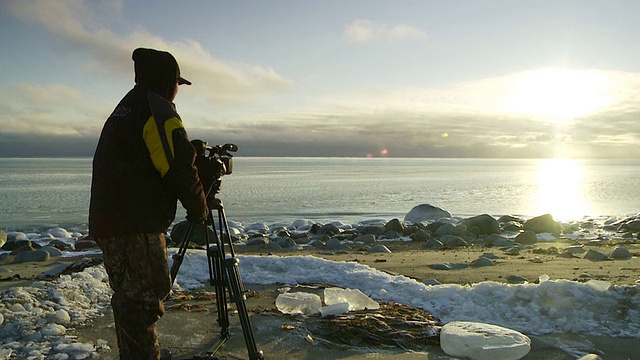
[2,250,638,359]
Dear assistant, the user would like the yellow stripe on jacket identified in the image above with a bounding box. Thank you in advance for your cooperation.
[142,115,184,177]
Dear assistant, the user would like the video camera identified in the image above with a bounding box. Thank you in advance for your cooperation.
[191,139,238,194]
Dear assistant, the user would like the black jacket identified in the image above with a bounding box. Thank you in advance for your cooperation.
[89,85,208,236]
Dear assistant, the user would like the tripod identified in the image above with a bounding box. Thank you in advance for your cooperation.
[170,179,264,360]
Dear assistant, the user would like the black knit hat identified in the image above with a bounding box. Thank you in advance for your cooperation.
[132,48,191,86]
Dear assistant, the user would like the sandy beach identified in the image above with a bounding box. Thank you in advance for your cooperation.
[2,237,639,359]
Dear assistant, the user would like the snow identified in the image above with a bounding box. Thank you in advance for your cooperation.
[1,250,639,359]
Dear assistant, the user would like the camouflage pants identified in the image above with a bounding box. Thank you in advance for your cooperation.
[95,233,171,360]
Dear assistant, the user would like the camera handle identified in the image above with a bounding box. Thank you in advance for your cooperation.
[170,185,263,360]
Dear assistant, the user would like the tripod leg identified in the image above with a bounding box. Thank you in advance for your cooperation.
[170,223,195,286]
[224,258,264,360]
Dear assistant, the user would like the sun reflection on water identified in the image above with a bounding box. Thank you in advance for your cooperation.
[533,158,589,221]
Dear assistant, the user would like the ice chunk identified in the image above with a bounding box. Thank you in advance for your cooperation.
[586,280,610,291]
[324,287,380,311]
[275,292,321,315]
[440,321,531,360]
[320,302,350,317]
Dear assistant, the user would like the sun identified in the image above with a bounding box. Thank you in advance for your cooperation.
[503,68,611,121]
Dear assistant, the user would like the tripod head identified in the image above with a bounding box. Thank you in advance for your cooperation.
[191,139,238,197]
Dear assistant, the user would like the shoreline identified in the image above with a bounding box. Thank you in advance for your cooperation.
[2,212,640,359]
[2,244,640,359]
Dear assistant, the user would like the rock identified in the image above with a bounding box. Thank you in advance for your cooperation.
[422,278,441,285]
[0,230,6,248]
[498,215,524,224]
[245,237,268,246]
[514,230,537,245]
[404,204,452,224]
[39,246,63,257]
[441,235,468,248]
[358,225,385,236]
[430,263,469,270]
[410,229,432,242]
[367,245,391,253]
[47,227,72,238]
[506,275,528,284]
[440,321,531,360]
[584,249,609,261]
[13,250,50,264]
[38,263,73,279]
[74,240,99,251]
[435,223,467,237]
[523,214,562,235]
[609,246,632,260]
[354,234,376,244]
[501,222,523,232]
[10,243,37,255]
[424,238,444,249]
[483,234,508,246]
[6,231,28,241]
[170,221,216,246]
[470,257,494,267]
[620,220,640,232]
[564,245,586,254]
[462,214,500,235]
[265,242,282,251]
[2,240,37,251]
[325,238,349,250]
[503,246,522,256]
[577,355,602,360]
[320,223,342,237]
[275,237,298,249]
[384,218,404,234]
[381,230,399,239]
[47,239,74,251]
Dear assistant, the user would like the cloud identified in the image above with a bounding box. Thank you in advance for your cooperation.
[0,83,106,136]
[5,0,290,104]
[345,19,427,43]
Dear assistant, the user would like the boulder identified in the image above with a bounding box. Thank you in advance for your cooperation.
[434,223,467,237]
[440,321,531,360]
[410,229,432,242]
[404,204,452,224]
[13,250,50,264]
[425,238,445,249]
[523,214,562,235]
[498,215,524,224]
[74,240,99,251]
[514,230,537,245]
[171,221,216,246]
[384,219,404,234]
[354,234,376,244]
[0,230,6,248]
[483,234,508,247]
[609,246,632,260]
[584,249,608,261]
[462,214,500,235]
[358,225,385,236]
[6,232,28,241]
[367,245,391,253]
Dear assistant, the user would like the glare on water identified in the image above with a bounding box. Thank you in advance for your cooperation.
[533,158,589,221]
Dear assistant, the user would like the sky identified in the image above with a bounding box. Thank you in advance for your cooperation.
[2,0,640,158]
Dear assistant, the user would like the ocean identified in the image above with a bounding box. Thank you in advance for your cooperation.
[1,157,640,229]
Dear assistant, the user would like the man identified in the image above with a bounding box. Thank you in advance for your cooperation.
[89,48,208,360]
